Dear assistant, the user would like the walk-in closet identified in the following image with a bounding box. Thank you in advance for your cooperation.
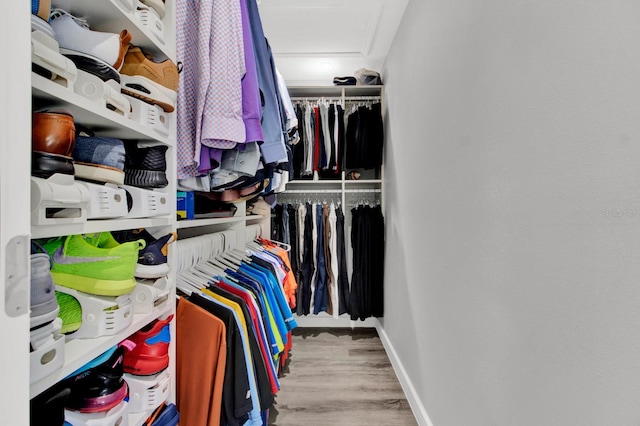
[4,0,640,425]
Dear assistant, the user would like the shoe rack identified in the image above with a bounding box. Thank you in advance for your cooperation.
[1,1,178,425]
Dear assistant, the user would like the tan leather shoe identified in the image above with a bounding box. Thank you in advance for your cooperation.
[32,112,76,156]
[120,46,178,113]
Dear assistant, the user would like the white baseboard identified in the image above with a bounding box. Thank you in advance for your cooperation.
[376,323,435,426]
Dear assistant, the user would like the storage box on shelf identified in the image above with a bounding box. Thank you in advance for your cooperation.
[28,0,178,423]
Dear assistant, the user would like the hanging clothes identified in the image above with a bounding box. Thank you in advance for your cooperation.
[176,298,227,426]
[273,201,368,318]
[299,203,314,315]
[292,104,306,179]
[176,234,299,426]
[245,0,288,164]
[335,205,350,315]
[345,102,384,170]
[349,204,385,321]
[291,100,347,179]
[187,293,255,426]
[176,0,246,178]
[313,203,328,314]
[327,204,339,318]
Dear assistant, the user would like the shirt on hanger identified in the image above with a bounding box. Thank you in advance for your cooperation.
[176,298,227,426]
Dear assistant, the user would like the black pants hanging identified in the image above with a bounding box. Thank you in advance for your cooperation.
[349,204,385,320]
[345,103,384,170]
[297,203,315,316]
[272,204,284,242]
[287,204,299,278]
[335,206,350,315]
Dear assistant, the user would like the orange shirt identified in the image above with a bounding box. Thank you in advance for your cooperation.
[269,246,298,308]
[176,298,227,426]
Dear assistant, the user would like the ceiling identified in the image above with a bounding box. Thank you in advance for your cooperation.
[257,0,409,86]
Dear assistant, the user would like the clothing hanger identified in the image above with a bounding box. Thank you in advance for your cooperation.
[176,272,204,295]
[215,253,239,269]
[195,261,226,279]
[226,249,249,263]
[206,257,233,274]
[246,240,264,252]
[190,264,216,281]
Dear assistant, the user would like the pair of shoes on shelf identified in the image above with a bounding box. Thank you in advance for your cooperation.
[31,319,176,422]
[32,2,178,112]
[31,112,126,185]
[38,229,174,295]
[74,128,127,185]
[38,233,144,298]
[33,113,169,187]
[111,228,176,279]
[123,314,174,376]
[49,8,178,112]
[31,345,128,420]
[47,230,174,334]
[73,132,169,188]
[49,8,130,83]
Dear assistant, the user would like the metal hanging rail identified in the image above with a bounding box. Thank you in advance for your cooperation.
[290,97,343,102]
[279,188,381,194]
[290,95,381,102]
[343,96,381,101]
[344,189,382,193]
[279,189,343,194]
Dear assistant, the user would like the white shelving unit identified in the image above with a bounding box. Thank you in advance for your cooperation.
[175,202,269,242]
[50,0,176,60]
[286,85,385,210]
[29,304,173,399]
[0,2,33,423]
[21,0,179,423]
[32,74,175,144]
[281,85,385,328]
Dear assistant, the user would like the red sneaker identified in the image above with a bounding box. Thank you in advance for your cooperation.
[123,315,173,376]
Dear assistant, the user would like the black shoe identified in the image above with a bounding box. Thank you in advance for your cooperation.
[124,144,168,188]
[60,346,128,413]
[32,151,75,178]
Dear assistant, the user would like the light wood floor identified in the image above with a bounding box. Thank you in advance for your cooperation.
[268,327,418,426]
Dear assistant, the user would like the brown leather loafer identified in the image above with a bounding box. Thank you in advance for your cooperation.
[32,112,76,157]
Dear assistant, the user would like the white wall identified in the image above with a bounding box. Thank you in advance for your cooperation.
[382,1,640,425]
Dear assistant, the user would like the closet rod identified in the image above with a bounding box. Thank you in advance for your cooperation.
[344,96,381,101]
[290,97,343,102]
[280,189,343,194]
[345,189,382,193]
[289,96,381,101]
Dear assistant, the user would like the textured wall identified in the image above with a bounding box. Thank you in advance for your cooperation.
[382,1,640,425]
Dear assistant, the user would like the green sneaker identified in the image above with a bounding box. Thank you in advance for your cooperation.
[40,234,145,296]
[83,231,126,249]
[55,291,82,334]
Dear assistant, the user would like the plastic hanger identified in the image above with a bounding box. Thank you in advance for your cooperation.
[196,261,226,278]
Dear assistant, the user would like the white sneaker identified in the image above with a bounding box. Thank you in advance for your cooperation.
[49,9,130,70]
